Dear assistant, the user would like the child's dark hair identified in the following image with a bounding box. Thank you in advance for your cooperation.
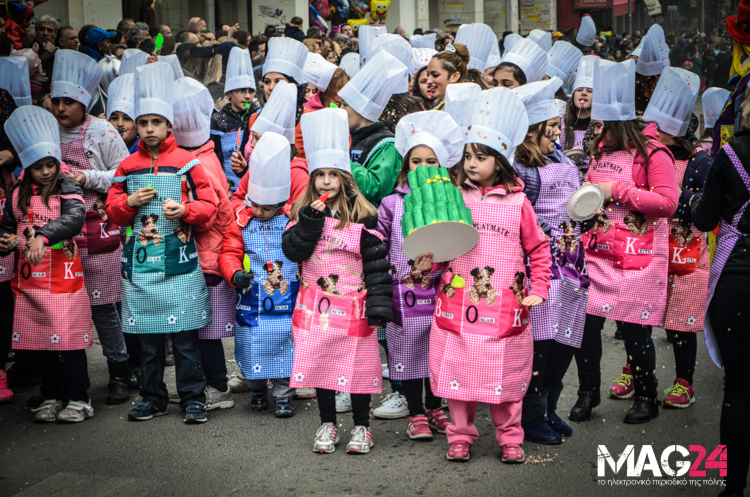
[410,66,432,106]
[379,93,426,133]
[590,120,663,162]
[17,160,62,217]
[456,143,522,192]
[515,122,547,168]
[464,69,490,89]
[494,62,527,86]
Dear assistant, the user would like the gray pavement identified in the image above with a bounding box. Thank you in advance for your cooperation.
[0,320,729,497]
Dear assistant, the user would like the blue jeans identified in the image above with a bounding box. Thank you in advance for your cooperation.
[139,331,206,409]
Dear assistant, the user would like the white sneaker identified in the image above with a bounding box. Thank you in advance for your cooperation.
[346,425,374,454]
[382,363,390,379]
[313,422,339,453]
[32,399,62,423]
[205,385,235,410]
[335,392,352,413]
[372,392,408,419]
[227,373,249,393]
[294,388,317,399]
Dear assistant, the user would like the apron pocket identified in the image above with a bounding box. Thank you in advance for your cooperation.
[668,232,701,276]
[84,210,121,255]
[434,273,465,334]
[583,225,614,259]
[164,233,199,276]
[392,282,437,326]
[15,249,51,292]
[50,243,84,294]
[613,223,654,270]
[498,288,529,338]
[132,237,166,274]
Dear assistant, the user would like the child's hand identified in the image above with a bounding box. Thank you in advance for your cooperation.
[310,199,326,212]
[521,295,544,309]
[0,234,11,251]
[598,181,613,200]
[127,187,157,208]
[230,151,247,175]
[162,198,186,220]
[73,172,86,185]
[27,236,46,266]
[413,253,434,272]
[233,270,254,289]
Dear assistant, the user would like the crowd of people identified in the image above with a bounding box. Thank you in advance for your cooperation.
[0,1,749,495]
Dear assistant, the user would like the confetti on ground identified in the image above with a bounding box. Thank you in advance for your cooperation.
[525,453,559,465]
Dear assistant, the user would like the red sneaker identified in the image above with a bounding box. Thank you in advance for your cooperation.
[446,441,471,461]
[407,415,433,440]
[426,407,450,433]
[663,378,695,408]
[0,370,14,403]
[610,366,634,399]
[501,445,526,463]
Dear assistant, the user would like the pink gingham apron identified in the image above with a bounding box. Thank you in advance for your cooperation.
[0,169,15,283]
[584,149,670,325]
[290,217,382,394]
[10,190,92,351]
[60,115,122,305]
[429,190,532,405]
[661,157,709,333]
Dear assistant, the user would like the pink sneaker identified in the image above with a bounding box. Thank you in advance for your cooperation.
[446,441,471,461]
[501,445,526,463]
[426,407,450,433]
[663,378,695,408]
[407,415,433,440]
[0,370,14,403]
[610,366,634,399]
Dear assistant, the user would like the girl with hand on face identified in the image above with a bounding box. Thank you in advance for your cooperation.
[424,43,471,110]
[562,56,597,177]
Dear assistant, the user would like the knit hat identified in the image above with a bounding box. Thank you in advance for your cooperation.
[702,87,731,129]
[444,82,481,139]
[501,38,548,83]
[251,80,297,143]
[134,62,174,122]
[642,67,700,137]
[528,29,552,52]
[591,59,636,122]
[466,87,529,160]
[395,111,464,168]
[635,24,670,77]
[514,76,564,125]
[246,132,291,206]
[172,77,214,148]
[4,106,61,169]
[51,49,103,110]
[546,41,583,82]
[106,73,135,120]
[338,50,408,122]
[263,37,307,82]
[225,47,256,93]
[576,15,596,47]
[9,3,33,21]
[302,53,337,91]
[301,108,351,174]
[0,56,32,106]
[455,23,498,71]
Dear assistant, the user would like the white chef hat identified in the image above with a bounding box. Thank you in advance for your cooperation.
[486,42,502,70]
[573,54,597,91]
[576,15,596,47]
[134,62,174,122]
[395,111,464,168]
[246,132,291,206]
[340,53,360,78]
[371,33,412,94]
[158,54,185,80]
[546,41,582,82]
[98,55,120,93]
[51,49,103,110]
[501,38,548,83]
[642,67,700,138]
[591,59,636,122]
[338,50,408,122]
[225,47,256,93]
[172,77,214,148]
[302,107,350,174]
[444,82,481,138]
[263,37,308,82]
[466,87,529,160]
[514,76,564,126]
[528,29,552,52]
[358,25,387,66]
[119,49,149,76]
[555,98,567,119]
[410,47,437,78]
[410,33,436,49]
[4,106,61,169]
[635,24,670,77]
[702,87,731,129]
[0,56,32,106]
[631,37,644,59]
[251,79,296,143]
[106,73,135,120]
[302,53,337,91]
[503,33,522,56]
[455,23,498,71]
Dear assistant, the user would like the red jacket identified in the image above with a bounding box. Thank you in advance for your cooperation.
[5,17,29,50]
[230,156,310,216]
[189,140,233,276]
[105,134,218,228]
[218,213,247,287]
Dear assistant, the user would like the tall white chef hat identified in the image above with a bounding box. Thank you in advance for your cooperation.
[371,33,412,94]
[591,59,636,122]
[172,77,214,148]
[576,15,596,47]
[702,87,731,129]
[501,38,548,83]
[410,33,436,49]
[635,24,670,77]
[528,29,552,52]
[514,76,564,126]
[395,111,464,168]
[486,42,502,71]
[51,49,103,110]
[225,47,256,93]
[98,55,120,93]
[246,132,291,206]
[503,33,522,56]
[250,80,297,143]
[358,25,386,66]
[466,87,529,160]
[302,53,337,91]
[338,50,408,122]
[106,73,135,120]
[0,56,32,106]
[302,107,351,174]
[158,54,185,80]
[455,23,498,71]
[573,54,597,91]
[444,82,482,138]
[263,37,308,82]
[410,47,437,78]
[134,62,174,122]
[339,53,360,78]
[4,106,61,169]
[119,49,149,76]
[642,67,700,138]
[546,41,583,82]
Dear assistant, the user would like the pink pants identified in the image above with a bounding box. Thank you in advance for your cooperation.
[446,398,524,447]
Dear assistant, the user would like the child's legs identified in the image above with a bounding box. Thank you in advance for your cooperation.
[316,388,337,424]
[39,351,64,401]
[670,330,697,384]
[244,379,268,392]
[351,393,371,427]
[124,333,141,369]
[271,378,293,398]
[0,281,13,371]
[446,399,479,445]
[171,330,207,406]
[138,334,168,408]
[61,349,90,402]
[490,400,524,447]
[544,342,576,413]
[424,378,442,410]
[91,303,128,364]
[379,338,404,395]
[401,378,426,416]
[196,338,228,391]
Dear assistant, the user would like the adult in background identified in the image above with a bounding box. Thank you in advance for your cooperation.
[341,24,353,38]
[57,26,79,51]
[188,17,207,34]
[127,22,149,49]
[116,18,134,35]
[83,27,115,62]
[178,31,199,45]
[284,17,305,42]
[156,24,172,40]
[248,35,267,68]
[36,15,57,77]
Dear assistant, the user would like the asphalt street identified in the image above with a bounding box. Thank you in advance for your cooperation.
[0,318,729,497]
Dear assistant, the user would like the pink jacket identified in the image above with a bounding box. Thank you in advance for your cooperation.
[462,179,552,301]
[303,92,325,111]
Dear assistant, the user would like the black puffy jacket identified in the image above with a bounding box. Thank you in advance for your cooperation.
[0,174,85,256]
[282,193,394,327]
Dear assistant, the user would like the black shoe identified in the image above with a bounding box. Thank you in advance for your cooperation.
[547,411,573,437]
[624,396,661,424]
[274,397,294,418]
[251,389,268,411]
[569,389,600,422]
[524,420,562,445]
[106,362,130,404]
[614,326,623,340]
[665,330,674,343]
[27,392,44,408]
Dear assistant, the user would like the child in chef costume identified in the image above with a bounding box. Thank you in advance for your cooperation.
[283,108,393,455]
[562,56,597,176]
[416,87,552,463]
[377,111,464,440]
